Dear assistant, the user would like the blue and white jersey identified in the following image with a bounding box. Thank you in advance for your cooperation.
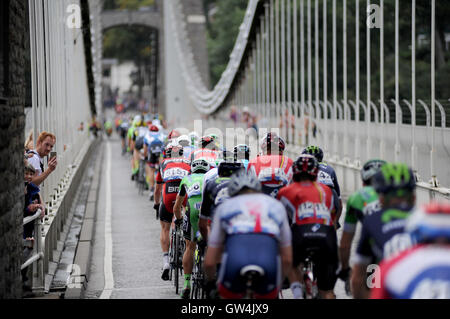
[208,194,292,248]
[374,245,450,299]
[318,162,341,197]
[136,126,148,138]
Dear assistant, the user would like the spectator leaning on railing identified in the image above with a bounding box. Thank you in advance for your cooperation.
[27,132,57,187]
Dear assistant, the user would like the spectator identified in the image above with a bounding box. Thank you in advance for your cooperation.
[22,162,45,291]
[229,105,239,124]
[242,106,259,137]
[279,108,296,144]
[27,131,57,187]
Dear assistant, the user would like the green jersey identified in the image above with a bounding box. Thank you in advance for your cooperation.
[178,173,205,240]
[343,186,380,233]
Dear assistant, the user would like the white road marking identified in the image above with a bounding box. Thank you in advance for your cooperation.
[100,142,114,299]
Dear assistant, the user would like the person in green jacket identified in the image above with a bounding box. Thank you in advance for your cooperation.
[173,158,211,299]
[337,159,386,294]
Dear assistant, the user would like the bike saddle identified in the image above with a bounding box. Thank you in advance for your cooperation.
[240,265,265,279]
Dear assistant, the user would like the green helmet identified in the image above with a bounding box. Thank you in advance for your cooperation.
[302,146,324,163]
[372,163,416,196]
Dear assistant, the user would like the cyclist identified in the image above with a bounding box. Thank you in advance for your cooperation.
[234,144,251,170]
[154,142,191,281]
[247,132,293,198]
[277,154,339,299]
[178,135,195,161]
[199,161,243,243]
[119,117,130,155]
[337,159,386,291]
[204,169,292,299]
[127,115,145,180]
[302,146,341,198]
[163,130,181,158]
[351,163,416,299]
[190,136,222,168]
[143,124,166,201]
[173,159,211,299]
[371,202,450,299]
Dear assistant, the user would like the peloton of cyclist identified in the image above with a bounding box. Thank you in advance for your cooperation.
[338,159,386,291]
[351,163,416,298]
[277,154,339,299]
[371,202,450,299]
[247,132,293,198]
[154,141,191,281]
[173,159,212,299]
[204,169,293,299]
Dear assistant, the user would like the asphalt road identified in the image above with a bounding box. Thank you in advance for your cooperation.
[84,133,360,299]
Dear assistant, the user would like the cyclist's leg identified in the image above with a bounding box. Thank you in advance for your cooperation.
[181,210,195,298]
[290,224,311,299]
[160,202,172,280]
[315,226,338,299]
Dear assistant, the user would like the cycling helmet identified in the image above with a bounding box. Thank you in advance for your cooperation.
[361,159,387,184]
[228,169,262,197]
[293,154,319,179]
[177,135,190,147]
[133,115,143,127]
[149,125,159,132]
[168,130,181,140]
[302,146,324,163]
[165,142,183,158]
[234,144,250,161]
[372,163,416,196]
[207,133,219,140]
[200,136,215,149]
[406,202,450,244]
[260,133,286,154]
[191,159,211,174]
[218,161,243,177]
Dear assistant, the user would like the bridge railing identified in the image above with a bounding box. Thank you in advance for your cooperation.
[170,0,450,202]
[26,0,94,294]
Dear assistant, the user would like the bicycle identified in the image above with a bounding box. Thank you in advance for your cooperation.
[240,265,265,299]
[169,222,185,295]
[190,243,206,299]
[302,247,319,299]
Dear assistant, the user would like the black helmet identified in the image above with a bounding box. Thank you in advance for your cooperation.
[302,146,324,163]
[361,159,387,184]
[372,163,416,196]
[228,169,261,197]
[293,154,319,179]
[260,133,286,155]
[218,162,243,177]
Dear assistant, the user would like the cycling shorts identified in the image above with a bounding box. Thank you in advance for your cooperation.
[291,224,338,291]
[120,127,127,139]
[217,234,281,299]
[147,152,161,167]
[159,201,173,224]
[135,136,145,151]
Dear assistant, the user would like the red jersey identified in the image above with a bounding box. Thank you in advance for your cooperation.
[190,148,221,167]
[277,181,335,226]
[248,155,293,186]
[156,157,191,212]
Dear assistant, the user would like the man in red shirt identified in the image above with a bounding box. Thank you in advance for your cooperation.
[277,154,339,299]
[154,141,191,281]
[247,132,293,198]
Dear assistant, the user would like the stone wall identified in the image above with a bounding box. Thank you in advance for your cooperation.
[0,0,27,299]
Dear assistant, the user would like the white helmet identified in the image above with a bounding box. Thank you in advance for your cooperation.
[188,131,200,146]
[228,169,261,197]
[177,135,190,147]
[191,159,211,174]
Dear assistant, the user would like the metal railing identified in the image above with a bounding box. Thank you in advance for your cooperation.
[26,0,95,294]
[21,209,44,294]
[166,0,450,201]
